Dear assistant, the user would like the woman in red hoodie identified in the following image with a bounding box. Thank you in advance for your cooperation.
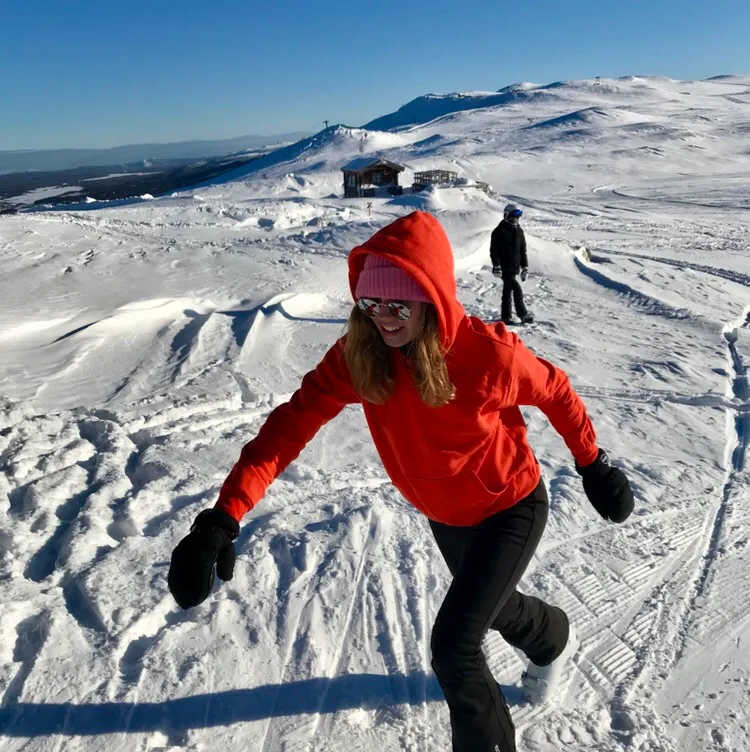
[169,211,634,752]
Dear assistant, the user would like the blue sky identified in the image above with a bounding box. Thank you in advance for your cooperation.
[2,0,748,150]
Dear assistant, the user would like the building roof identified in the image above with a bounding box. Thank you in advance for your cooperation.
[342,156,406,173]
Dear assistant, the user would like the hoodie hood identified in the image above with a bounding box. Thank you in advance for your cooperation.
[348,211,466,349]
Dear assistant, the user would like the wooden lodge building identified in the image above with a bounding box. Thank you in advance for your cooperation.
[342,157,405,198]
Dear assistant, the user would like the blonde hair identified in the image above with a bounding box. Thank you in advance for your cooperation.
[344,305,456,407]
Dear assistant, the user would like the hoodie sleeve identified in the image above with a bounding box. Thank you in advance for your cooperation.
[520,229,528,269]
[489,227,500,267]
[502,332,598,465]
[215,338,360,521]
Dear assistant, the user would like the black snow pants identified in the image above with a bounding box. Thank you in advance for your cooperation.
[429,481,569,752]
[501,273,527,320]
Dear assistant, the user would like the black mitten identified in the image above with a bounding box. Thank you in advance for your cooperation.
[492,265,503,277]
[576,449,634,523]
[168,508,239,609]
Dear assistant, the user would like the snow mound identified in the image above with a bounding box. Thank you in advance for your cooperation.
[528,107,652,130]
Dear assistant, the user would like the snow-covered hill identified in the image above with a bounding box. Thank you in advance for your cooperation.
[1,75,750,751]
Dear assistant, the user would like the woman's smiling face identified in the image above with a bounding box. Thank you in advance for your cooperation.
[358,298,427,348]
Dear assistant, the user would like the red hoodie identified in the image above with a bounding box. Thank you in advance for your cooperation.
[217,211,598,526]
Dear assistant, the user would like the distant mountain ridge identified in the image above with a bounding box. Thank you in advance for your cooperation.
[0,132,311,174]
[362,75,750,131]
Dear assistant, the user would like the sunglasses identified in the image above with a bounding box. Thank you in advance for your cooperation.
[356,298,414,321]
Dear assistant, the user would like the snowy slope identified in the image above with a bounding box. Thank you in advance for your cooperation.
[1,75,750,751]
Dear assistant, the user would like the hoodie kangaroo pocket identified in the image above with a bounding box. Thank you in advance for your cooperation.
[405,469,508,524]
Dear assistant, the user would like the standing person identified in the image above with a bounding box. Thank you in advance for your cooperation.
[168,211,635,752]
[490,204,533,324]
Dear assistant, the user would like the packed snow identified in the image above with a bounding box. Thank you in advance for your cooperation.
[1,75,750,751]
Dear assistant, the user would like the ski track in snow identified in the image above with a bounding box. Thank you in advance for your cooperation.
[565,240,750,750]
[578,244,750,291]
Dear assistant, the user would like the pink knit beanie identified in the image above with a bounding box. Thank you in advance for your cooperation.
[354,255,431,302]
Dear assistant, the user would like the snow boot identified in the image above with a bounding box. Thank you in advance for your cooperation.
[501,316,514,325]
[520,313,535,325]
[521,626,579,705]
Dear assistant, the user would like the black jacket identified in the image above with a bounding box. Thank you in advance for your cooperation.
[490,220,528,275]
